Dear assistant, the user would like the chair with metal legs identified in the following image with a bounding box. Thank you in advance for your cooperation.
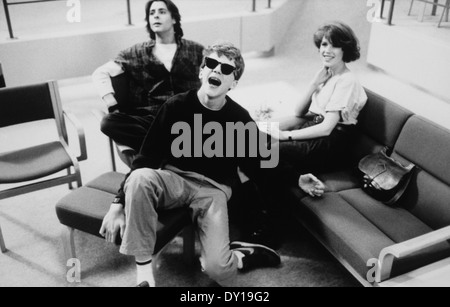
[0,81,87,253]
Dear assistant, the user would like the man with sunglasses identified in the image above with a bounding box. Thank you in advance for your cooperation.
[100,42,284,287]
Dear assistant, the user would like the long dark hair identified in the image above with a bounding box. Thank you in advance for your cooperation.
[145,0,184,42]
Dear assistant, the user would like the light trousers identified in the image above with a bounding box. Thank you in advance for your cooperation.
[120,165,239,285]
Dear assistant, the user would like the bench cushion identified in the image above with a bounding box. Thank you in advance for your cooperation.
[317,170,361,193]
[338,189,432,243]
[85,172,127,194]
[56,172,191,254]
[290,186,450,279]
[289,188,395,278]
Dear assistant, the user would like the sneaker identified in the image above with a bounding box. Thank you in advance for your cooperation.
[245,227,280,250]
[136,281,150,287]
[230,241,281,272]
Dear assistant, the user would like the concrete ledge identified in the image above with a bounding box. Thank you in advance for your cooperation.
[367,21,450,102]
[0,0,301,87]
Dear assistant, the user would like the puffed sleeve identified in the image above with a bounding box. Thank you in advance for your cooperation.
[325,74,358,113]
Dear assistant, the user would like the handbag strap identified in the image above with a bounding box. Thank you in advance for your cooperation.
[384,171,414,206]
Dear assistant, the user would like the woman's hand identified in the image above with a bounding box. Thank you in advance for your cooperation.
[99,203,126,243]
[268,126,289,142]
[299,174,326,197]
[312,67,333,88]
[258,122,289,142]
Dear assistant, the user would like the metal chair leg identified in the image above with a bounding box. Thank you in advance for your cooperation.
[0,224,7,253]
[418,0,427,22]
[61,226,77,260]
[438,2,449,27]
[75,167,83,189]
[445,0,450,22]
[109,138,117,172]
[67,168,74,190]
[408,0,415,15]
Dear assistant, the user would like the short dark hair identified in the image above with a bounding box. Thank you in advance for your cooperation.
[145,0,184,42]
[313,21,361,63]
[202,41,245,81]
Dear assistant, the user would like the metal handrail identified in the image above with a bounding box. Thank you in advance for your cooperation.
[1,0,133,39]
[252,0,273,12]
[380,0,396,25]
[380,0,444,26]
[2,0,273,40]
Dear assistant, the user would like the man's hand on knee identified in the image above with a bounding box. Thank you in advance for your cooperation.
[100,203,126,243]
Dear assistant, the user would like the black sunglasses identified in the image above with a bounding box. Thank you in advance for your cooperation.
[205,57,236,76]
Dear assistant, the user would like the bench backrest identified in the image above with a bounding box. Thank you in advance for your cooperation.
[393,116,450,230]
[350,89,414,162]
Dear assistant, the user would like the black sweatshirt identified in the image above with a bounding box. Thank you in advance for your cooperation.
[116,90,269,206]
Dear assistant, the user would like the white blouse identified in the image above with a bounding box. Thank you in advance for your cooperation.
[309,71,368,125]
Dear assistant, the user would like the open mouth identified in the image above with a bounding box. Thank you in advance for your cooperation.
[208,77,222,87]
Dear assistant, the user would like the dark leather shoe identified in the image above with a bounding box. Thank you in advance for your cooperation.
[230,241,281,272]
[136,281,150,287]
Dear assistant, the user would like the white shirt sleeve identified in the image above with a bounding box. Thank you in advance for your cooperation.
[325,76,355,113]
[92,61,125,99]
[326,73,367,125]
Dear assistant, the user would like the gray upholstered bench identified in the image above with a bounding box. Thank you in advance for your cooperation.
[56,172,195,266]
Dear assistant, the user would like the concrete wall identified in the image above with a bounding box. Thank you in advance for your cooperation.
[0,0,301,87]
[367,22,450,102]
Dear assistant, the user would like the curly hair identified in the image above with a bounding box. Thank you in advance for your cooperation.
[313,21,361,63]
[145,0,184,42]
[202,41,245,81]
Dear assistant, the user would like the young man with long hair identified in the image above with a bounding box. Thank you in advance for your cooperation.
[93,0,204,154]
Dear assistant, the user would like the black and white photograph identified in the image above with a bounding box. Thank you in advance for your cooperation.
[1,0,450,290]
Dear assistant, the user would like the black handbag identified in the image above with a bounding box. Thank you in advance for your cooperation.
[358,147,415,206]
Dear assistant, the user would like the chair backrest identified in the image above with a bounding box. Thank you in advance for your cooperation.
[0,63,5,88]
[0,81,68,141]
